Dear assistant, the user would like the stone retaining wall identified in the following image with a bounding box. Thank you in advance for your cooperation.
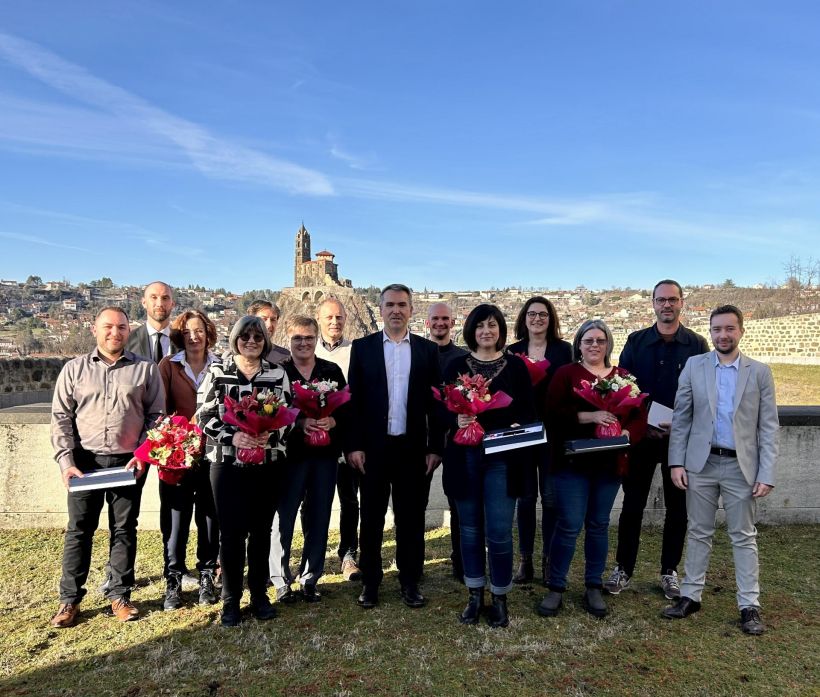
[0,358,70,409]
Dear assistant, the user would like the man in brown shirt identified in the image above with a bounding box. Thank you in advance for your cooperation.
[50,306,165,627]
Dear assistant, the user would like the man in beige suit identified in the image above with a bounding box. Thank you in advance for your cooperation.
[662,305,778,635]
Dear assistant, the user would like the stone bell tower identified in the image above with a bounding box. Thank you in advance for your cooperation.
[294,222,311,286]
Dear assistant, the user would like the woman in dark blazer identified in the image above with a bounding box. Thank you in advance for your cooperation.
[158,310,220,610]
[443,304,536,628]
[507,296,573,585]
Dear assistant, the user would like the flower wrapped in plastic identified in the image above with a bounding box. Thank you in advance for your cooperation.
[574,373,648,438]
[222,388,300,464]
[134,414,204,485]
[512,353,551,385]
[432,373,513,446]
[291,379,351,447]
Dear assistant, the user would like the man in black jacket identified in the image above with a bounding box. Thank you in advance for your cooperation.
[125,281,179,361]
[605,280,709,599]
[346,284,444,609]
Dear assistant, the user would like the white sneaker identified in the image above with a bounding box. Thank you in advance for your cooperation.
[603,565,630,595]
[660,571,681,600]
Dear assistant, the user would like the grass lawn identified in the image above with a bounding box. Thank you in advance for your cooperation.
[769,364,820,406]
[1,525,817,696]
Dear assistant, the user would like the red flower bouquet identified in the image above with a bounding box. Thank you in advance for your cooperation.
[291,379,351,447]
[512,353,551,385]
[433,373,513,446]
[574,373,648,438]
[222,388,300,464]
[134,414,204,485]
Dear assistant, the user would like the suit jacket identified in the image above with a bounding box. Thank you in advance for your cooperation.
[126,324,181,362]
[668,350,779,486]
[345,331,444,460]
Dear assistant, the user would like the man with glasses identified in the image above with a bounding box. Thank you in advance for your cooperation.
[605,280,709,599]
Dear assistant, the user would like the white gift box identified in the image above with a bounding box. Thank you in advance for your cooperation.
[483,422,547,455]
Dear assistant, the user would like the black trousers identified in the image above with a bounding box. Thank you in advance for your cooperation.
[336,457,360,560]
[358,436,428,588]
[210,461,277,605]
[159,461,219,578]
[615,437,688,577]
[59,451,145,604]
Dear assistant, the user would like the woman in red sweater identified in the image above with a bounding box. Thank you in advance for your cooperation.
[158,310,220,610]
[537,319,646,619]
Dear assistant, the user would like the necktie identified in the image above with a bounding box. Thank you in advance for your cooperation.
[154,332,164,363]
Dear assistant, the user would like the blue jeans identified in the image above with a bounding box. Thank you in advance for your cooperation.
[453,449,516,595]
[548,467,621,591]
[516,449,557,558]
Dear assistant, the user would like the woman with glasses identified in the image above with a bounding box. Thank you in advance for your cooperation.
[442,304,536,628]
[507,297,572,585]
[537,319,645,619]
[158,311,220,610]
[269,315,348,603]
[198,315,292,627]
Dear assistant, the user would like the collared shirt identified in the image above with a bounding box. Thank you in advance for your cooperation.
[51,348,166,472]
[315,336,352,379]
[713,353,740,449]
[382,329,411,436]
[170,350,216,389]
[146,325,172,361]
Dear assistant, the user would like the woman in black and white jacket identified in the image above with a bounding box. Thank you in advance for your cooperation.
[197,315,292,627]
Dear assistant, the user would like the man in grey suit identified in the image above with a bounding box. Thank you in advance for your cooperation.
[662,305,778,635]
[125,281,179,361]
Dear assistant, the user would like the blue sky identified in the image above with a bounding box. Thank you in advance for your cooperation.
[0,2,818,292]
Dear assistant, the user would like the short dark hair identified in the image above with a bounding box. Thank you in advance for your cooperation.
[248,300,281,319]
[652,279,683,299]
[380,283,412,305]
[170,310,218,351]
[462,304,507,352]
[228,315,272,356]
[513,296,563,342]
[95,306,129,322]
[572,319,615,367]
[710,304,744,328]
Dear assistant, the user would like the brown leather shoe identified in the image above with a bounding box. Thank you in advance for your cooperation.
[50,603,80,628]
[341,558,362,582]
[111,597,140,622]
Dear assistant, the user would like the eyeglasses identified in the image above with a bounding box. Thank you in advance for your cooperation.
[653,297,681,306]
[238,332,265,343]
[526,311,549,320]
[581,338,608,346]
[290,335,317,344]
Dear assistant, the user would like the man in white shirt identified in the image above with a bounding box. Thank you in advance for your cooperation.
[125,281,178,361]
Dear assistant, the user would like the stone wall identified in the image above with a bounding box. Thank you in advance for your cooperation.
[0,358,70,409]
[1,406,818,529]
[613,313,820,365]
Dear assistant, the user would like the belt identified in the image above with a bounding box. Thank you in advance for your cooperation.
[710,446,737,458]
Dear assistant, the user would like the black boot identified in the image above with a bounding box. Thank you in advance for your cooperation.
[486,593,509,628]
[198,570,218,606]
[459,587,484,625]
[583,588,608,618]
[220,601,241,627]
[163,573,183,611]
[512,555,534,584]
[250,593,277,621]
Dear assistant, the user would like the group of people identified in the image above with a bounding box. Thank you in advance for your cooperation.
[48,279,778,636]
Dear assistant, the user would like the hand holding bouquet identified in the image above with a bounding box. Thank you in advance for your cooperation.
[134,414,204,485]
[512,352,551,385]
[222,388,300,464]
[433,373,512,446]
[574,373,648,438]
[291,379,351,447]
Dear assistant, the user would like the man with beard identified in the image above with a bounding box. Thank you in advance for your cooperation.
[662,305,778,635]
[605,280,708,600]
[426,302,467,581]
[50,307,165,627]
[126,281,180,361]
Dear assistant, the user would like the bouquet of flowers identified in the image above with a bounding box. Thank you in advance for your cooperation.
[574,373,648,438]
[433,373,513,446]
[512,352,551,385]
[222,388,300,464]
[291,379,351,446]
[134,414,204,485]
